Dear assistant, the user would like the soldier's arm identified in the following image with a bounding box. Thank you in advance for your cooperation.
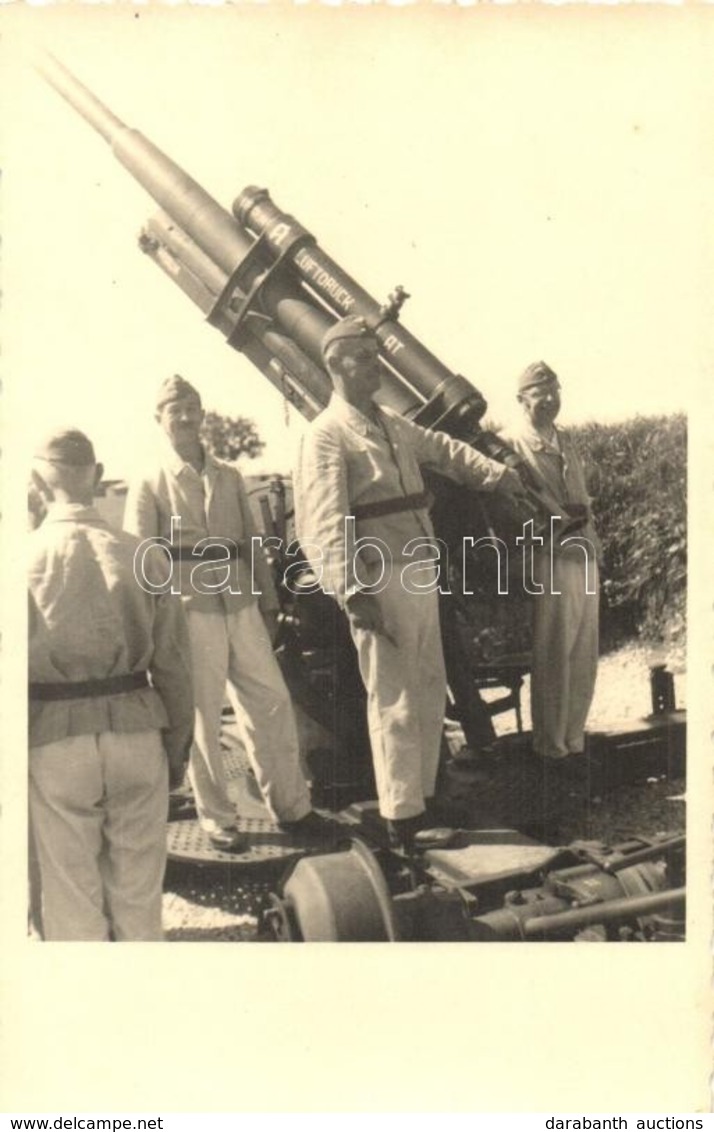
[403,417,523,496]
[123,477,161,539]
[149,588,194,786]
[293,427,356,608]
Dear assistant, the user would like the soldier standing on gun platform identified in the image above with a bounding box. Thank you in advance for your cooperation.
[28,428,193,941]
[293,316,527,852]
[124,376,334,852]
[503,361,600,772]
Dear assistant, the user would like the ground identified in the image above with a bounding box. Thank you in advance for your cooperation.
[162,642,686,942]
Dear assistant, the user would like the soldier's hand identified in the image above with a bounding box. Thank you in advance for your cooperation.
[261,608,280,646]
[346,592,398,646]
[168,755,188,791]
[497,467,527,497]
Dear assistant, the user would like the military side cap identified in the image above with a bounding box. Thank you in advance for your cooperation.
[321,316,377,358]
[34,427,96,466]
[518,361,558,393]
[156,373,202,410]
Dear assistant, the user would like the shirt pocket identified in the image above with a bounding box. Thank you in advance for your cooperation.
[346,438,397,499]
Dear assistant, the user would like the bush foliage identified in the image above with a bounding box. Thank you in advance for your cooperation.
[451,413,687,660]
[572,414,686,648]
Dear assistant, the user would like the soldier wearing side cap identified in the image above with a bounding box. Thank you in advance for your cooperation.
[293,316,526,852]
[502,362,601,769]
[124,376,331,852]
[28,428,193,940]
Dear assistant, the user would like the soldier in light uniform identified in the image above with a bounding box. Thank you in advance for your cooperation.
[293,316,525,850]
[504,361,600,767]
[28,428,193,940]
[124,376,332,852]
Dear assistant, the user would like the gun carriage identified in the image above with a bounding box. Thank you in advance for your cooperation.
[38,56,686,943]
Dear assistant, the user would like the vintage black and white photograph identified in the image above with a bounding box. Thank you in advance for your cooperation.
[1,2,711,1113]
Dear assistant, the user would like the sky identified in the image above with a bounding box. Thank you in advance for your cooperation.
[2,5,713,479]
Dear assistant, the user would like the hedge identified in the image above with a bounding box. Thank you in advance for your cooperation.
[450,413,687,660]
[571,413,686,649]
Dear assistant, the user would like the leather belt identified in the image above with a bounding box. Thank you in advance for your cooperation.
[29,671,149,702]
[352,491,431,521]
[169,543,240,560]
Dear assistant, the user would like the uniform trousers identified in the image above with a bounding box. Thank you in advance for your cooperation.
[186,605,311,833]
[29,729,168,941]
[531,553,599,759]
[350,567,446,820]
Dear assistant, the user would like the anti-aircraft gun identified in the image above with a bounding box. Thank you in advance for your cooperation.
[38,54,522,440]
[38,53,564,779]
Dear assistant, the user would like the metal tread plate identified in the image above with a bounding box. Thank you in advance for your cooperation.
[168,724,357,869]
[168,710,686,869]
[167,806,359,870]
[168,815,307,869]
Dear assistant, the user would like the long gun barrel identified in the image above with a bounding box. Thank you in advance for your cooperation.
[38,54,568,528]
[37,54,492,431]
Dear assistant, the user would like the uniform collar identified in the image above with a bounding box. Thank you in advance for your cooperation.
[328,392,386,438]
[518,417,564,454]
[163,438,218,478]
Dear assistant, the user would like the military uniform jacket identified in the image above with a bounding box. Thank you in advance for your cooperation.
[28,503,193,758]
[124,445,278,615]
[501,419,601,560]
[293,393,508,607]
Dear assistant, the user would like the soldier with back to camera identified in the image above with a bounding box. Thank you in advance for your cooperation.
[28,427,193,940]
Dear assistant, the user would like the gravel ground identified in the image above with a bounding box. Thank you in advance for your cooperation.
[513,640,686,734]
[163,869,273,943]
[162,643,686,942]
